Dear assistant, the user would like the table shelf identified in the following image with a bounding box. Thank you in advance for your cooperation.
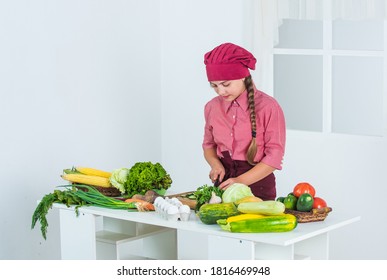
[96,228,176,260]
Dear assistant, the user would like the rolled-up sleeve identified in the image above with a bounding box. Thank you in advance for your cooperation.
[257,101,286,170]
[202,102,216,150]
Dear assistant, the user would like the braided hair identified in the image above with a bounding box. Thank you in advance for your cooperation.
[244,75,257,165]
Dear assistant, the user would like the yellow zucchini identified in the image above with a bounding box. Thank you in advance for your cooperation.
[224,213,265,223]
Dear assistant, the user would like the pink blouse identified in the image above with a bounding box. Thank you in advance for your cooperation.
[202,88,286,170]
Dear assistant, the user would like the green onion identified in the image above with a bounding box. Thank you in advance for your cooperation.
[32,184,138,240]
[70,184,138,210]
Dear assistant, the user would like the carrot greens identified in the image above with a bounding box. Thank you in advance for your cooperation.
[31,185,138,240]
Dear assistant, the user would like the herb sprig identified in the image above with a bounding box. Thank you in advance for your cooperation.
[31,187,86,240]
[194,184,224,212]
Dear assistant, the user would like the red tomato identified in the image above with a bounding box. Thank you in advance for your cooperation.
[293,182,316,198]
[312,197,327,209]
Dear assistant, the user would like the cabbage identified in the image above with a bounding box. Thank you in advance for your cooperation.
[109,168,130,194]
[222,183,253,203]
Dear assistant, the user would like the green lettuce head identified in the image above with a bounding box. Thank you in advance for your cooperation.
[125,162,172,197]
[109,168,130,194]
[222,183,253,203]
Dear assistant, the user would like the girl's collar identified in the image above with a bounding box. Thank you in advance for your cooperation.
[221,89,249,113]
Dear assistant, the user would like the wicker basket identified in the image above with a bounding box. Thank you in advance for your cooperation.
[284,207,332,223]
[78,185,122,197]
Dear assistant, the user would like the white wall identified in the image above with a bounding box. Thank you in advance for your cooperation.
[160,0,252,192]
[0,0,161,259]
[276,131,387,259]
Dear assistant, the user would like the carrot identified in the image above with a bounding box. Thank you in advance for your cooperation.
[125,198,155,212]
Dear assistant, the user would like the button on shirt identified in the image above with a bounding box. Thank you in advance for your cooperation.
[202,88,286,170]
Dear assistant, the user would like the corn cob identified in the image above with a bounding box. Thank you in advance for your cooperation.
[61,173,112,188]
[75,167,112,178]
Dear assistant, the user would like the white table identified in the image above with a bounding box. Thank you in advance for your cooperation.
[54,203,360,260]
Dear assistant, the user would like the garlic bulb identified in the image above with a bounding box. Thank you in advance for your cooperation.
[208,191,222,204]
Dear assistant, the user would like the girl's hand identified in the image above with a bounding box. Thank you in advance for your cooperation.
[209,165,225,185]
[218,177,240,190]
[218,162,276,190]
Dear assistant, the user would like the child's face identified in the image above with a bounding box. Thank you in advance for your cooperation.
[209,79,246,102]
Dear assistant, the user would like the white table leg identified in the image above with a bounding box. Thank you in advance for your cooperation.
[177,229,209,259]
[254,242,295,260]
[294,232,329,259]
[59,208,96,260]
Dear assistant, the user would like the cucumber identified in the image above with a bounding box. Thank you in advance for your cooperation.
[237,200,285,215]
[197,203,239,225]
[283,195,298,210]
[218,214,298,233]
[296,193,314,212]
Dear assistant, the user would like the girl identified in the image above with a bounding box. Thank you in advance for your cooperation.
[202,42,286,200]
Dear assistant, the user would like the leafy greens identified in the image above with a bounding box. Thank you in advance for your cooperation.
[125,162,172,197]
[109,167,130,194]
[221,183,253,203]
[194,184,224,212]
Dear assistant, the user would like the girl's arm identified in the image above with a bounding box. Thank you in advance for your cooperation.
[203,147,225,184]
[218,162,275,190]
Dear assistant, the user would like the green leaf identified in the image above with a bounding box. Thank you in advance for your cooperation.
[194,184,224,212]
[125,162,172,197]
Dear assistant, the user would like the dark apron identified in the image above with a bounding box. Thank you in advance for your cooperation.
[215,151,276,200]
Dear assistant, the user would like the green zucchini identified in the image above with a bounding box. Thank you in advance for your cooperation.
[218,214,297,233]
[237,200,285,215]
[197,203,240,225]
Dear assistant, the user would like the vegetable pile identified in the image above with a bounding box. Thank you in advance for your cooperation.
[61,162,173,197]
[32,185,148,239]
[194,182,298,233]
[193,184,224,211]
[275,182,332,223]
[276,182,328,212]
[34,168,328,239]
[32,162,173,240]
